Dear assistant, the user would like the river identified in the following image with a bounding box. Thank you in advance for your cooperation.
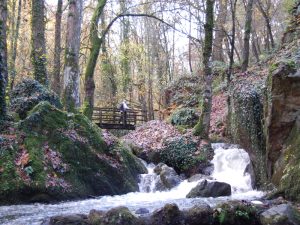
[0,143,264,225]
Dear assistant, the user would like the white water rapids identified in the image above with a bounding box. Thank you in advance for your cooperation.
[0,143,264,225]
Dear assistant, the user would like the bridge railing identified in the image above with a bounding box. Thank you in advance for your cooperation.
[92,107,147,129]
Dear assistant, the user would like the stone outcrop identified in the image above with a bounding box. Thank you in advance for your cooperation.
[186,179,231,198]
[260,204,300,225]
[228,81,267,187]
[265,60,299,181]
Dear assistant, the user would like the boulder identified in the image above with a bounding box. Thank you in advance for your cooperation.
[89,206,144,225]
[260,204,300,225]
[182,204,213,225]
[48,214,88,225]
[186,180,231,198]
[0,102,146,205]
[148,203,183,225]
[160,167,181,189]
[10,79,62,119]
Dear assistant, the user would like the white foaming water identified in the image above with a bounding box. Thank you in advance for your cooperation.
[211,143,253,193]
[0,143,264,225]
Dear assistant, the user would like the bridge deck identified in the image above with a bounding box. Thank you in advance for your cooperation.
[92,107,147,130]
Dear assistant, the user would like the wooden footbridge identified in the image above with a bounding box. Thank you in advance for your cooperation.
[92,107,147,130]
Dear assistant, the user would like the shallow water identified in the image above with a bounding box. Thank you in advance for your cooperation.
[0,143,264,225]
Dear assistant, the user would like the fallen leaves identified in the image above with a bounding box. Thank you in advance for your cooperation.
[122,120,182,152]
[15,146,30,168]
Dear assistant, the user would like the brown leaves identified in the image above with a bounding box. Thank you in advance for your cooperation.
[15,146,30,168]
[123,120,181,152]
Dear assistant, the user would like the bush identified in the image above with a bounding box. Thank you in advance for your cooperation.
[10,79,62,119]
[160,136,211,174]
[170,108,199,127]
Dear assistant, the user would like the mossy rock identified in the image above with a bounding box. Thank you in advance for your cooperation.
[228,81,267,188]
[90,206,144,225]
[170,108,199,127]
[279,118,300,201]
[213,201,259,225]
[10,79,62,119]
[0,102,146,204]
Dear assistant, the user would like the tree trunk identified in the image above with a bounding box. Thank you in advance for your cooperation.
[213,0,228,62]
[119,0,131,95]
[0,0,8,119]
[256,0,275,48]
[194,0,215,138]
[51,0,63,96]
[227,0,237,83]
[62,0,83,112]
[83,0,107,118]
[9,0,22,90]
[241,0,254,72]
[31,0,48,85]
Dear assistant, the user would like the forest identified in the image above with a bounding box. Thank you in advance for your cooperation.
[0,0,300,224]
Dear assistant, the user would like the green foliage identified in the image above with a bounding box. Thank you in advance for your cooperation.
[170,108,199,127]
[214,202,258,225]
[160,137,207,173]
[10,79,62,119]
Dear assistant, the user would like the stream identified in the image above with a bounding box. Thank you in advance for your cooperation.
[0,143,264,225]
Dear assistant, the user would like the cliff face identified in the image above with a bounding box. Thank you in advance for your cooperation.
[264,1,300,200]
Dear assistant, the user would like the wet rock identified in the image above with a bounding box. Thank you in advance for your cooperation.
[244,163,255,188]
[49,214,88,225]
[182,204,213,225]
[186,179,231,198]
[91,206,145,225]
[152,164,181,189]
[88,209,105,225]
[260,204,300,225]
[135,208,150,215]
[148,203,183,225]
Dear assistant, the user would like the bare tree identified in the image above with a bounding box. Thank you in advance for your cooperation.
[0,0,8,119]
[62,0,83,112]
[213,0,228,62]
[9,0,22,90]
[242,0,255,71]
[31,0,48,85]
[51,0,63,95]
[256,0,275,49]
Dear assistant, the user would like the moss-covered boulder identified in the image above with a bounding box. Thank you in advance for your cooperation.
[88,206,145,225]
[0,102,146,204]
[228,81,267,187]
[213,201,259,225]
[170,108,199,127]
[10,79,62,119]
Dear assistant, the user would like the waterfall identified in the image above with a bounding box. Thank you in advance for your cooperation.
[211,143,253,193]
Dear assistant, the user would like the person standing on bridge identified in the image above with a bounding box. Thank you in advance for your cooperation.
[119,100,129,124]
